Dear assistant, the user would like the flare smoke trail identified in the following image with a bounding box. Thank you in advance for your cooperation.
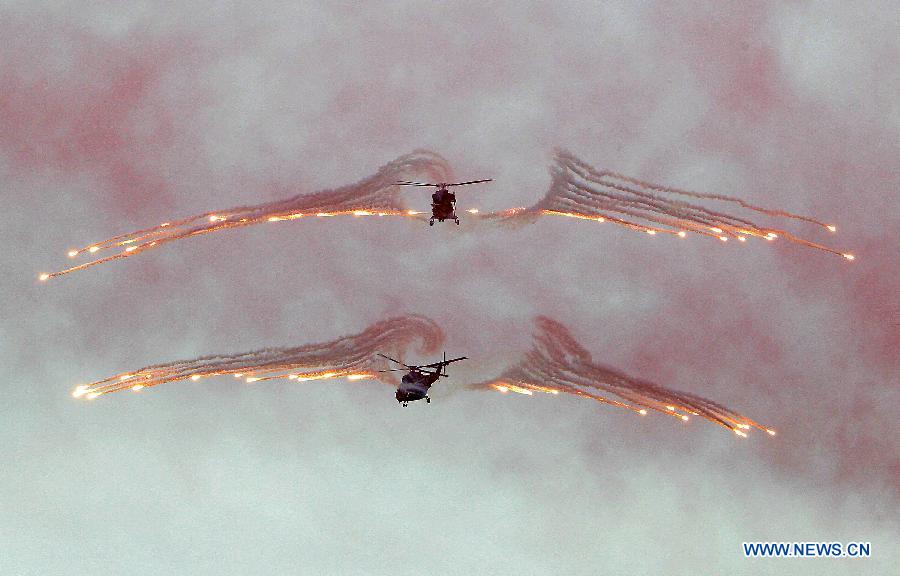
[471,316,774,438]
[40,148,853,282]
[72,315,443,399]
[478,150,853,260]
[40,150,452,280]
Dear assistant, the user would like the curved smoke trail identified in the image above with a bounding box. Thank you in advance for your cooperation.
[478,149,853,260]
[41,150,453,280]
[72,315,443,399]
[41,148,853,282]
[470,316,774,438]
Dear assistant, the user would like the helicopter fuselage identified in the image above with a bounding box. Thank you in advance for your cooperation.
[379,352,467,406]
[396,178,490,226]
[395,370,439,404]
[430,188,458,225]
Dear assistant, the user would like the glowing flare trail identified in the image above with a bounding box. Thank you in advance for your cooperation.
[72,315,443,398]
[42,151,452,280]
[477,150,852,259]
[41,148,854,283]
[470,316,773,437]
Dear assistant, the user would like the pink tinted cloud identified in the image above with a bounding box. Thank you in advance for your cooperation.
[6,2,896,497]
[669,1,786,118]
[649,2,898,363]
[0,18,200,216]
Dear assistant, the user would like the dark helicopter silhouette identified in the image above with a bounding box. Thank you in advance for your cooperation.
[396,179,492,225]
[377,352,467,406]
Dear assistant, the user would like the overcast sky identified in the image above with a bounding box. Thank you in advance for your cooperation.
[2,1,897,574]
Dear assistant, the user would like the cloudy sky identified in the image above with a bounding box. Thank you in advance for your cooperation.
[2,1,897,574]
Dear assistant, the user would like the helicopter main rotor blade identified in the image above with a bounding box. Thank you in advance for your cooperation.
[376,368,417,373]
[376,353,414,369]
[445,179,492,187]
[395,181,439,187]
[420,356,468,369]
[396,179,492,188]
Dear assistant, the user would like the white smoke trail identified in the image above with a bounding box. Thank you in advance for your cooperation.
[72,315,443,398]
[477,150,853,260]
[471,316,774,438]
[41,150,453,280]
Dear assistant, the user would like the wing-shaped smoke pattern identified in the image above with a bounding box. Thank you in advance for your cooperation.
[40,148,853,282]
[478,150,853,260]
[470,316,774,438]
[41,150,452,280]
[72,315,443,399]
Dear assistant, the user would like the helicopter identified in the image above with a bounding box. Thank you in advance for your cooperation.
[396,179,492,225]
[377,352,468,406]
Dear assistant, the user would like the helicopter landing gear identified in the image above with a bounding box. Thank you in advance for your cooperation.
[455,218,460,225]
[425,396,431,404]
[402,402,408,407]
[429,219,434,226]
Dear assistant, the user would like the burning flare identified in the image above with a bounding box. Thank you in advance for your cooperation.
[41,148,854,282]
[72,315,443,398]
[41,150,452,280]
[477,150,852,259]
[470,316,774,437]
